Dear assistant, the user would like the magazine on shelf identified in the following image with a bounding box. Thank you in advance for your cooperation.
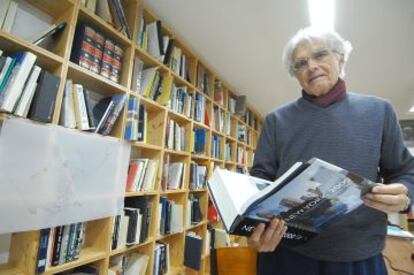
[207,158,378,245]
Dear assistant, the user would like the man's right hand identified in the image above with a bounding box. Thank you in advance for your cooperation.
[247,218,287,252]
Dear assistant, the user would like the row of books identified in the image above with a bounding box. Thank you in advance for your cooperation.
[0,51,60,122]
[244,110,258,129]
[237,146,247,164]
[138,66,167,101]
[109,253,149,275]
[124,98,147,142]
[211,135,223,159]
[137,18,191,83]
[161,162,187,191]
[71,23,124,84]
[111,197,152,250]
[36,223,86,273]
[188,194,203,226]
[189,162,208,190]
[60,81,126,135]
[126,160,209,192]
[125,158,159,192]
[228,95,247,116]
[157,194,203,237]
[88,0,132,39]
[192,128,207,155]
[135,65,196,121]
[196,63,210,95]
[237,123,247,143]
[165,118,186,152]
[158,197,183,236]
[167,85,194,118]
[153,242,170,275]
[225,142,233,162]
[212,106,225,133]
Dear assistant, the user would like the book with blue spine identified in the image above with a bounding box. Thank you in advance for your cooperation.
[124,97,139,141]
[36,228,51,273]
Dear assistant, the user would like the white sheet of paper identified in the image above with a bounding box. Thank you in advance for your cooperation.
[0,118,130,234]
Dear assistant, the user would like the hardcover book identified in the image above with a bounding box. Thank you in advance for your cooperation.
[208,158,378,245]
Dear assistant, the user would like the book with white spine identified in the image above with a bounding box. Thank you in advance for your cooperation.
[13,65,41,117]
[0,51,37,113]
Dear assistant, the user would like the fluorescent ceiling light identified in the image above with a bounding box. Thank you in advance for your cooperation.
[409,106,414,113]
[308,0,335,31]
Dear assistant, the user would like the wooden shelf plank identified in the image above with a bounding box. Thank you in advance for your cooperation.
[43,247,106,275]
[68,62,128,93]
[110,238,154,256]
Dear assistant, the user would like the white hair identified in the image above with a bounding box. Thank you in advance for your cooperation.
[282,27,353,77]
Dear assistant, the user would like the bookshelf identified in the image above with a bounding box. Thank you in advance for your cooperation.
[0,0,263,274]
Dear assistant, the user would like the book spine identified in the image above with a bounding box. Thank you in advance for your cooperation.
[74,84,90,130]
[110,44,123,83]
[0,52,37,113]
[82,89,96,129]
[71,24,96,70]
[124,97,139,141]
[89,31,104,74]
[100,39,115,79]
[100,94,126,135]
[13,65,41,117]
[36,228,51,273]
[51,226,63,266]
[94,100,115,133]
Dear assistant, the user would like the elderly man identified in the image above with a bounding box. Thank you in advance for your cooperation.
[248,27,414,275]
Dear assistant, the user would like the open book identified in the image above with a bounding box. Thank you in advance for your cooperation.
[207,158,378,245]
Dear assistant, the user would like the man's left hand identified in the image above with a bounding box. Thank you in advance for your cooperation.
[363,183,411,213]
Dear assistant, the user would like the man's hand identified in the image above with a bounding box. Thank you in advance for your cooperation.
[363,183,411,213]
[247,218,287,253]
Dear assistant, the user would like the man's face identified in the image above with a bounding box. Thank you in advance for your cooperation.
[292,39,343,97]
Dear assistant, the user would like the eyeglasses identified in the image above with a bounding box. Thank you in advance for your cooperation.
[292,48,333,72]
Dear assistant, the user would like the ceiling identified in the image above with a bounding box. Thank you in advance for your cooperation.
[144,0,414,119]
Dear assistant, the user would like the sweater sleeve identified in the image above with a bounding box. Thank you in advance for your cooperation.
[379,101,414,202]
[249,114,278,181]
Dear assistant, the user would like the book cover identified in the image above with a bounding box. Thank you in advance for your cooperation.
[36,228,51,273]
[27,70,60,123]
[0,51,37,113]
[99,94,126,135]
[184,233,203,270]
[208,158,378,245]
[31,22,66,46]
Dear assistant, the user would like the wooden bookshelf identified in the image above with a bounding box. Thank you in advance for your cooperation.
[0,0,264,274]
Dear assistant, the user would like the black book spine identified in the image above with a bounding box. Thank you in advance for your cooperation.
[163,39,175,65]
[112,215,120,250]
[156,21,164,56]
[71,23,96,70]
[51,226,63,266]
[114,0,132,39]
[143,203,151,241]
[125,209,138,245]
[27,70,60,123]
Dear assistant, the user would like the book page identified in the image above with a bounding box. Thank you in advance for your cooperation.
[245,159,375,233]
[0,118,130,234]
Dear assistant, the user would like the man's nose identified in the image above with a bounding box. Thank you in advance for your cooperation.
[307,58,319,70]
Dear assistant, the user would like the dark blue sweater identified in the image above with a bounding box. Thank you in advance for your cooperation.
[250,92,414,262]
